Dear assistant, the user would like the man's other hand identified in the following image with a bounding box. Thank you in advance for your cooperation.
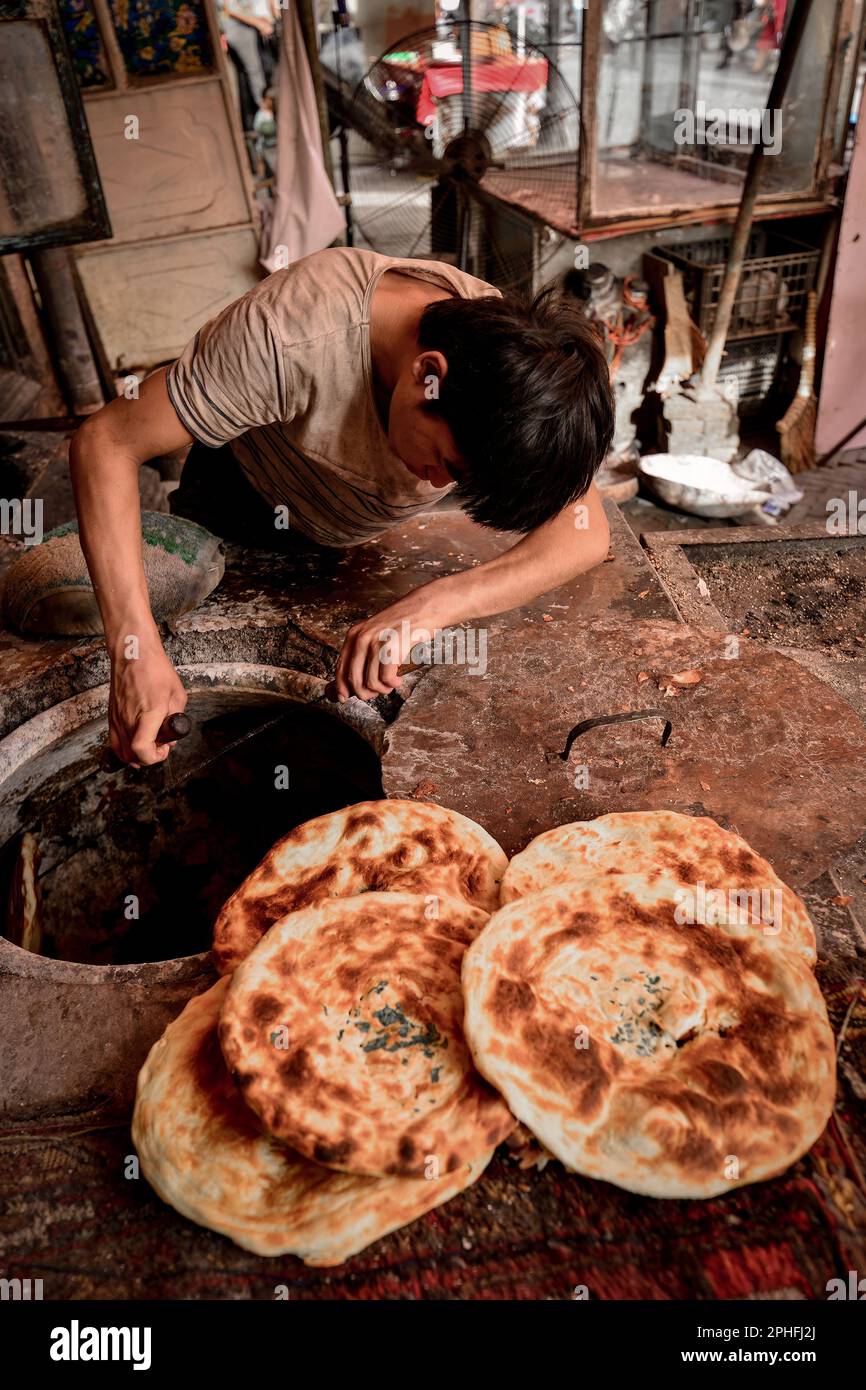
[332,483,610,703]
[109,636,188,767]
[334,598,446,702]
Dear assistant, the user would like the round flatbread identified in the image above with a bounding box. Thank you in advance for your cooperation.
[213,799,508,975]
[133,978,493,1265]
[500,811,816,965]
[219,891,516,1176]
[462,874,835,1199]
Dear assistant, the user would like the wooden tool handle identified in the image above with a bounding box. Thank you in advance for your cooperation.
[799,290,817,395]
[156,712,192,745]
[702,0,815,387]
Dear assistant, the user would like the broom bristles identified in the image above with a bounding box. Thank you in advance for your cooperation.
[778,288,818,474]
[778,391,817,474]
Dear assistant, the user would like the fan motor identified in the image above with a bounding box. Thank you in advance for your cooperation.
[442,131,492,183]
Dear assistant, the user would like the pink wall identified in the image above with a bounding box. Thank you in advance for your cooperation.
[816,83,866,458]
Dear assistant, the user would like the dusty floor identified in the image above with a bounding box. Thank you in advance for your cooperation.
[691,541,866,655]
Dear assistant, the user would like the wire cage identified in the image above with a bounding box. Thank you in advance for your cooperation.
[716,334,786,416]
[653,230,819,341]
[340,21,580,291]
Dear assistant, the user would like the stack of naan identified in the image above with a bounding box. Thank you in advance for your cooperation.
[133,801,514,1265]
[463,812,834,1199]
[134,803,836,1264]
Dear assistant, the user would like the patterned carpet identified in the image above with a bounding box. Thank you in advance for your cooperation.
[0,1116,861,1301]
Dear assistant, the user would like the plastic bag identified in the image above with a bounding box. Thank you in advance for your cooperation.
[732,450,804,518]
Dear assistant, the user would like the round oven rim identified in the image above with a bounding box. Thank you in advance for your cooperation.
[0,662,383,980]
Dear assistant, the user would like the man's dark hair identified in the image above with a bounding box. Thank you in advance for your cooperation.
[418,286,614,533]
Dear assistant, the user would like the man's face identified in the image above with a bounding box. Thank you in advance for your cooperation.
[387,352,466,489]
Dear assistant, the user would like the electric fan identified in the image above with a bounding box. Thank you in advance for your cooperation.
[338,20,581,293]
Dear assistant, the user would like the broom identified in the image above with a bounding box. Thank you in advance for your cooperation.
[777,289,817,474]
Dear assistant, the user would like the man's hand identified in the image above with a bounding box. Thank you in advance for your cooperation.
[109,636,188,767]
[333,485,610,702]
[335,596,447,701]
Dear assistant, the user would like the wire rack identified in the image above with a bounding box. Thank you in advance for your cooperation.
[654,230,819,341]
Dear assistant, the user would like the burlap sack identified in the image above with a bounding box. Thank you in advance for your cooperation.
[2,512,224,636]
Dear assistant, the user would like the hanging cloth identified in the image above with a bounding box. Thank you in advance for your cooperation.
[261,2,343,270]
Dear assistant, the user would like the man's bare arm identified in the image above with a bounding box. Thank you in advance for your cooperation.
[334,483,610,699]
[419,481,610,621]
[69,369,194,765]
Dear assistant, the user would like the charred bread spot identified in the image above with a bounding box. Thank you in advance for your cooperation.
[492,976,535,1022]
[313,1138,355,1165]
[343,810,381,835]
[278,1049,312,1090]
[250,993,282,1026]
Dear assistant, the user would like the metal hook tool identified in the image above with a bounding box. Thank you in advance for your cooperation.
[553,709,673,763]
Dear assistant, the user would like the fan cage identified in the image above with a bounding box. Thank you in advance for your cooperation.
[341,21,582,291]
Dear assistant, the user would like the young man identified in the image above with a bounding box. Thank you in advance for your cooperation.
[70,247,614,768]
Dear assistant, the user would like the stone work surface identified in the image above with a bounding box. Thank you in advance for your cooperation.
[183,500,674,644]
[0,501,669,734]
[382,616,866,887]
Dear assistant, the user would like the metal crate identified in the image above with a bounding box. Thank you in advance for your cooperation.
[653,230,819,341]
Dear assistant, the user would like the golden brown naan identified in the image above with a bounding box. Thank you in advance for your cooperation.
[213,799,508,974]
[219,891,516,1176]
[462,874,835,1199]
[132,978,493,1264]
[500,811,816,965]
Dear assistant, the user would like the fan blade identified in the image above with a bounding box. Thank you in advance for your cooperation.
[353,175,436,231]
[406,180,451,260]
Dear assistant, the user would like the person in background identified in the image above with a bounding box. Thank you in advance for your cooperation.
[714,0,739,70]
[753,0,786,73]
[256,0,281,86]
[217,0,272,118]
[253,87,278,179]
